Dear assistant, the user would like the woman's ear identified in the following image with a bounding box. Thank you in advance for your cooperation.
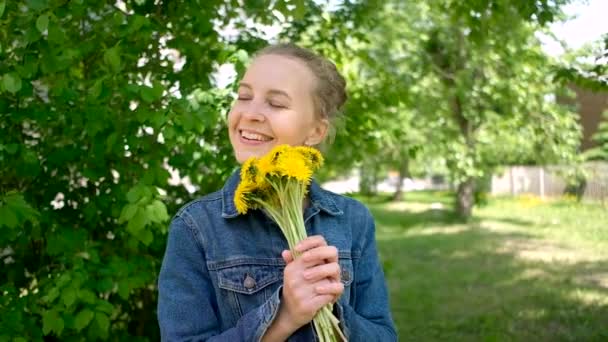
[305,118,329,146]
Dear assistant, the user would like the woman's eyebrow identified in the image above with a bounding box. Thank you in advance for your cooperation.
[239,83,291,101]
[268,89,292,101]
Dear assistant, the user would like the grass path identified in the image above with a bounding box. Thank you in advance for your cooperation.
[359,192,608,341]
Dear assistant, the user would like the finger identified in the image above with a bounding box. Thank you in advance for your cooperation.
[282,250,294,264]
[303,263,341,282]
[309,293,335,312]
[301,246,338,265]
[314,282,344,297]
[295,235,327,253]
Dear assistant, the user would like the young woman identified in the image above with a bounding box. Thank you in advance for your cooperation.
[157,43,397,341]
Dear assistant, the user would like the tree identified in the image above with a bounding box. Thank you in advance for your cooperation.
[416,0,581,218]
[330,0,580,218]
[0,0,322,340]
[556,34,608,92]
[303,0,582,218]
[283,1,582,218]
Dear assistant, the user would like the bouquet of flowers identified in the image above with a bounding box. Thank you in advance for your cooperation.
[234,144,346,342]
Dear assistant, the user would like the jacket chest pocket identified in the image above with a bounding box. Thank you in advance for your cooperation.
[216,263,283,318]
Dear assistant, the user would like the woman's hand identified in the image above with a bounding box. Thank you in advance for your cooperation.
[262,236,344,341]
[280,235,344,330]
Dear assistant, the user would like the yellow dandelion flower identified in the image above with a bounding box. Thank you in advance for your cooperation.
[257,153,277,177]
[275,152,313,183]
[294,146,324,171]
[234,180,256,214]
[241,157,261,185]
[267,145,291,164]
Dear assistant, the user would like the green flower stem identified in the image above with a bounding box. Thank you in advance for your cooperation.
[256,176,346,342]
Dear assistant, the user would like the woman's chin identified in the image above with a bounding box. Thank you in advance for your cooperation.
[234,148,271,164]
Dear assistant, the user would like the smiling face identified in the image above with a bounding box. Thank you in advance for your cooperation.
[227,54,329,164]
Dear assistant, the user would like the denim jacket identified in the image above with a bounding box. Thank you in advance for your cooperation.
[157,169,397,341]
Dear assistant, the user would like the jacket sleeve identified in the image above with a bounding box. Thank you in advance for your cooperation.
[157,214,280,342]
[335,209,398,341]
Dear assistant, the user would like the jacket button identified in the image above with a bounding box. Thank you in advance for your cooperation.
[244,274,256,290]
[341,270,350,282]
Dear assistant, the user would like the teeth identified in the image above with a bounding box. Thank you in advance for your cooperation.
[241,130,272,141]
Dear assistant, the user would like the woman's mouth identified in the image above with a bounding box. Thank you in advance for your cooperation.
[239,129,274,145]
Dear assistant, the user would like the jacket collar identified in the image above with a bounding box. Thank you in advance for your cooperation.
[221,168,343,218]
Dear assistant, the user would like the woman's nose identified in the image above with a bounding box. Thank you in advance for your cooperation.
[241,102,266,122]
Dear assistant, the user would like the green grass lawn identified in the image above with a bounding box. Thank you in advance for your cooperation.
[358,191,608,341]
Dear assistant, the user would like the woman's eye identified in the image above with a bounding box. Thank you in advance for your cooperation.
[269,102,286,109]
[237,95,252,101]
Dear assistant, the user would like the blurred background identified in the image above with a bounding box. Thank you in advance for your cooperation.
[0,0,606,340]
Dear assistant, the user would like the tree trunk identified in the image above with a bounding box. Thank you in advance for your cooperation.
[456,178,475,220]
[392,158,410,201]
[451,88,477,220]
[359,166,377,196]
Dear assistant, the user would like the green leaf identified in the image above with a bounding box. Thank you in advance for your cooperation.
[77,289,97,304]
[103,46,121,72]
[126,185,144,203]
[0,0,5,19]
[95,312,110,335]
[26,0,47,11]
[3,73,22,94]
[128,15,147,32]
[180,112,195,131]
[232,49,250,65]
[0,193,38,228]
[118,203,138,223]
[140,82,164,103]
[47,22,64,43]
[5,193,38,217]
[126,208,146,234]
[163,126,175,140]
[88,248,100,263]
[74,309,94,331]
[42,287,60,303]
[140,87,155,104]
[152,81,164,99]
[62,287,77,307]
[89,79,103,99]
[292,0,306,20]
[96,300,114,315]
[105,132,118,153]
[0,206,18,228]
[16,55,38,78]
[146,200,169,223]
[36,14,49,32]
[56,273,71,288]
[42,310,64,335]
[117,280,130,300]
[97,278,113,292]
[139,229,153,245]
[5,144,18,154]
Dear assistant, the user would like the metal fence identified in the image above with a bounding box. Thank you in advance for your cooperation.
[491,162,608,203]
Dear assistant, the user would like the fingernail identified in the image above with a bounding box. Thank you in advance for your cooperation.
[303,271,311,279]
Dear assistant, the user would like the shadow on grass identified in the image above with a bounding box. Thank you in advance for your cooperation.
[370,207,461,232]
[354,190,455,206]
[473,215,537,227]
[359,193,608,341]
